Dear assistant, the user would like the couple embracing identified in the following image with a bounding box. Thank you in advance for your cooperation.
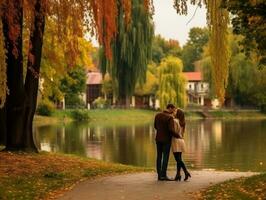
[154,103,191,181]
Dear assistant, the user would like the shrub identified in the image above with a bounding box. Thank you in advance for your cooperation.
[92,97,109,109]
[37,99,55,116]
[71,109,90,121]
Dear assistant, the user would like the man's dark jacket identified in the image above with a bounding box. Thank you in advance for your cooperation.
[154,110,180,143]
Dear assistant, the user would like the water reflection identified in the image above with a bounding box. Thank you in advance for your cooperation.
[34,119,266,172]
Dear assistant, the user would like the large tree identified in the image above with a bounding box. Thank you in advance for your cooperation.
[60,66,87,108]
[181,27,209,71]
[100,0,154,106]
[223,0,266,67]
[0,0,46,151]
[152,35,182,64]
[158,56,187,109]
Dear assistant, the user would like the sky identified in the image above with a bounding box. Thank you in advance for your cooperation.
[153,0,207,46]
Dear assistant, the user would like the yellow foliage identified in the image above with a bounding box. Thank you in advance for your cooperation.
[207,0,230,104]
[135,70,158,96]
[77,38,96,70]
[158,56,187,109]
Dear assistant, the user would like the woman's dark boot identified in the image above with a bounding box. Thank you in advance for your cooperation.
[174,174,181,181]
[184,172,191,181]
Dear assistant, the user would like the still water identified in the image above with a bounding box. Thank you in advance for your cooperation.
[34,119,266,172]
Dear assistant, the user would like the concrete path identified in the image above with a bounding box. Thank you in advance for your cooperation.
[58,170,256,200]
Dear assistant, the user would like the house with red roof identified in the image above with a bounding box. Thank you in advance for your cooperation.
[183,72,210,106]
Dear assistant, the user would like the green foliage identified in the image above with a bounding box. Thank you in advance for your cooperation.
[202,32,266,107]
[181,27,209,71]
[200,56,215,98]
[135,65,158,96]
[92,97,109,109]
[223,0,266,67]
[158,56,187,109]
[101,74,117,98]
[227,33,266,107]
[37,99,55,116]
[152,35,181,64]
[60,66,87,108]
[100,0,154,100]
[70,110,90,121]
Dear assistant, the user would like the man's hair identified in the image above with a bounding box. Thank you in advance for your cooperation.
[166,103,176,109]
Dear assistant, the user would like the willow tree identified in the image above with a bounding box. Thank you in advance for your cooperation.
[100,0,154,105]
[158,56,187,109]
[207,0,230,104]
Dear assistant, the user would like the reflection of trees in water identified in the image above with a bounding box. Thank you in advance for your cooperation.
[35,123,87,156]
[219,120,266,171]
[35,125,64,152]
[185,119,266,171]
[35,120,266,171]
[100,124,155,167]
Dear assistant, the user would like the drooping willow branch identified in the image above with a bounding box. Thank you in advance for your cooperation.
[207,0,230,104]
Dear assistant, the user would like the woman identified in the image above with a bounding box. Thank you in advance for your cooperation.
[171,108,191,181]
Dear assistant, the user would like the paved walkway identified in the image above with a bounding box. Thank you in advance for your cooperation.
[58,170,256,200]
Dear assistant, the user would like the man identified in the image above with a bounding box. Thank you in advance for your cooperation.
[154,103,180,181]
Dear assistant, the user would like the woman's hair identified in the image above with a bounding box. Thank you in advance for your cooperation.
[175,108,186,130]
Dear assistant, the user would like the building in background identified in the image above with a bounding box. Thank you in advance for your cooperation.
[183,72,210,106]
[86,71,214,109]
[86,71,103,106]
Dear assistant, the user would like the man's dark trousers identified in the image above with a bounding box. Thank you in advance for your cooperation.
[156,141,171,178]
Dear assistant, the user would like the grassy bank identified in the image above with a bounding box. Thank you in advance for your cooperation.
[0,152,151,200]
[33,115,72,127]
[33,109,266,126]
[196,173,266,200]
[206,110,266,119]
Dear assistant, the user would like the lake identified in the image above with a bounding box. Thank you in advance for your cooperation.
[34,119,266,172]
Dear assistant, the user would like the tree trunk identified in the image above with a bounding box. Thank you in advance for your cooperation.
[2,0,25,150]
[117,95,131,108]
[0,107,6,145]
[1,0,46,152]
[23,0,46,151]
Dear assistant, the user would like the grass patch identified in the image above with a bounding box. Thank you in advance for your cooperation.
[0,151,151,200]
[51,109,156,125]
[185,111,203,119]
[33,115,72,127]
[196,173,266,200]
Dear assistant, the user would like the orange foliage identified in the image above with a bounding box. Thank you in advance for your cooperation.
[0,0,154,62]
[90,0,118,60]
[144,0,154,14]
[1,0,23,58]
[122,0,132,25]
